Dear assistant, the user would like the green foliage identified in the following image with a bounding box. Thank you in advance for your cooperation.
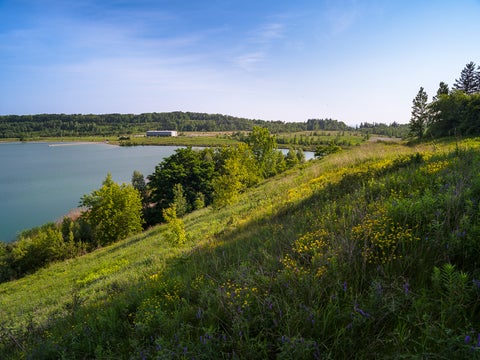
[428,91,480,137]
[147,147,215,223]
[358,122,410,139]
[454,61,480,94]
[193,192,206,210]
[80,173,144,246]
[162,204,187,245]
[314,143,342,157]
[212,160,246,208]
[409,86,429,139]
[306,118,349,131]
[296,148,306,163]
[415,61,480,139]
[131,170,148,209]
[244,126,284,177]
[276,130,367,148]
[285,147,300,167]
[172,183,189,217]
[6,140,480,358]
[0,111,346,139]
[212,143,261,208]
[0,223,85,282]
[435,81,450,99]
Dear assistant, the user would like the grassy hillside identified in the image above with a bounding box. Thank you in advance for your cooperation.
[2,139,480,359]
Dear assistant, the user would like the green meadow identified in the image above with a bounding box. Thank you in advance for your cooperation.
[2,138,480,358]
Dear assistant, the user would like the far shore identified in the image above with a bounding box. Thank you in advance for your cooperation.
[0,133,242,148]
[48,141,111,147]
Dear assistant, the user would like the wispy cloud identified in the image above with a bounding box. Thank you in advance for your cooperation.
[250,22,285,44]
[232,52,266,71]
[230,20,287,71]
[324,0,361,36]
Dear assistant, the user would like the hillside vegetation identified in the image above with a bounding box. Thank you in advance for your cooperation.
[2,138,480,358]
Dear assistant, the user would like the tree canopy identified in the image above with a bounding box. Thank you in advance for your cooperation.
[410,61,480,139]
[147,147,216,223]
[80,174,144,246]
[0,112,348,138]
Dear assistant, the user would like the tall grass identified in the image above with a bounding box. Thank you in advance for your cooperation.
[2,139,480,358]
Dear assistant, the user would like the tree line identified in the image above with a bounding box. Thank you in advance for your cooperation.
[409,61,480,139]
[0,112,346,138]
[0,127,307,282]
[0,111,404,139]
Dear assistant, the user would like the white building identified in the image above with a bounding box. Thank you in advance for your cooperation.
[146,130,178,137]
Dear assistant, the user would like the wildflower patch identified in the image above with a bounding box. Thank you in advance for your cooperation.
[282,229,333,278]
[352,208,419,265]
[219,279,259,312]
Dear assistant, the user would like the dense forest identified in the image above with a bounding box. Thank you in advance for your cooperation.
[0,111,407,139]
[0,112,324,137]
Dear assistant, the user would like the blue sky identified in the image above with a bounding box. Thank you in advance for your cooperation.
[1,0,480,125]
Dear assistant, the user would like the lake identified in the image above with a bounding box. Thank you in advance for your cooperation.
[0,142,181,242]
[0,142,315,242]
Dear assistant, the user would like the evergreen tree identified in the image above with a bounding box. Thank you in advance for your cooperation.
[409,87,429,139]
[434,82,449,100]
[453,61,479,94]
[131,170,148,209]
[476,64,480,92]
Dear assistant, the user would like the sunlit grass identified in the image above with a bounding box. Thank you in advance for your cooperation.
[3,138,480,358]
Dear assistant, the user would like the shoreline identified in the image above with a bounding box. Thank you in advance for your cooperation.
[48,141,111,147]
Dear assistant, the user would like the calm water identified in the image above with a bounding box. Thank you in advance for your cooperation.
[0,143,315,242]
[0,142,179,242]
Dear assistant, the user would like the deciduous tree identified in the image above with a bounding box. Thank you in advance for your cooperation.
[147,147,215,223]
[212,143,260,208]
[245,126,283,177]
[80,173,143,245]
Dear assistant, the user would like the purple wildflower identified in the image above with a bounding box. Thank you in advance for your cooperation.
[403,282,409,295]
[465,335,471,344]
[354,303,370,318]
[343,281,347,292]
[473,279,480,289]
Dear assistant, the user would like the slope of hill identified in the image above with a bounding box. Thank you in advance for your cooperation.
[2,138,480,359]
